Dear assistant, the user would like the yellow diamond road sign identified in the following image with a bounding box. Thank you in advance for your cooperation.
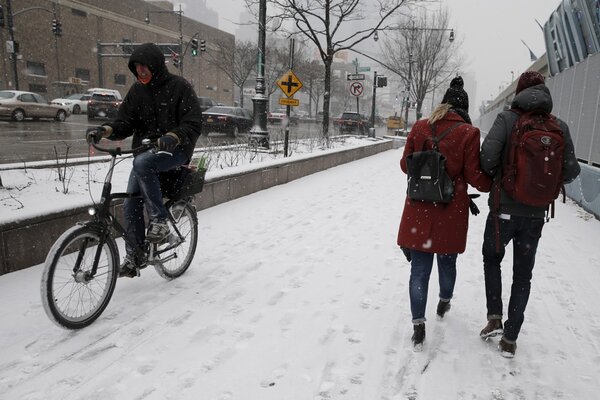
[277,70,303,98]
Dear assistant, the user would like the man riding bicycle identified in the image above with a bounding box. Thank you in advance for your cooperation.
[86,42,202,278]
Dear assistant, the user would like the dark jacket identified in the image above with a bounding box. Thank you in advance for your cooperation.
[105,43,202,162]
[397,112,492,254]
[480,84,581,218]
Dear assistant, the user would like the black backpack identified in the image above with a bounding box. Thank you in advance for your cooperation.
[405,122,462,203]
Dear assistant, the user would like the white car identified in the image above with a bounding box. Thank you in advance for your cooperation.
[51,93,91,114]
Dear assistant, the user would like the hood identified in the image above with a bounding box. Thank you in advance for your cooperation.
[127,43,168,84]
[510,84,553,114]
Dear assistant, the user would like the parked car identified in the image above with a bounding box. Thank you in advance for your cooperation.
[0,90,70,122]
[333,111,369,134]
[87,92,121,120]
[202,106,253,137]
[86,88,122,100]
[267,108,299,126]
[51,93,91,114]
[198,96,218,113]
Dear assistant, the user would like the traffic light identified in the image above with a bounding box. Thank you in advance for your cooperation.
[0,6,5,28]
[172,52,180,69]
[191,38,198,57]
[200,39,206,52]
[52,19,62,36]
[376,76,387,88]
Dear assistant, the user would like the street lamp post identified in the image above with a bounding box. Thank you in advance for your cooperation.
[404,53,412,134]
[249,0,269,148]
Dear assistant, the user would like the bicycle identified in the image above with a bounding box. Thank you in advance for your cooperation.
[40,139,205,329]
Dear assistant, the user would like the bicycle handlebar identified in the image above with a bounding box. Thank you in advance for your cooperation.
[90,138,155,157]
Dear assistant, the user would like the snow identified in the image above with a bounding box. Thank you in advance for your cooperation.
[0,136,372,225]
[1,147,600,399]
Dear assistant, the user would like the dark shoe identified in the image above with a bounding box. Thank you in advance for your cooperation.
[480,319,503,338]
[146,219,170,243]
[119,255,142,278]
[411,323,425,351]
[436,299,451,318]
[498,337,517,358]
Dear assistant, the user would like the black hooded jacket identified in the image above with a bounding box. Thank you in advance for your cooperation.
[105,43,202,161]
[480,84,580,217]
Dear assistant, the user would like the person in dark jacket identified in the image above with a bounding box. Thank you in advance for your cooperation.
[479,71,580,357]
[86,42,202,278]
[398,77,492,350]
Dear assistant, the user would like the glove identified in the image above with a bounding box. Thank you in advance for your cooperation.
[157,134,179,152]
[401,247,412,262]
[468,194,480,216]
[86,126,107,144]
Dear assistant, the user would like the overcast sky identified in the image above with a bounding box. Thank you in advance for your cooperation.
[204,0,562,109]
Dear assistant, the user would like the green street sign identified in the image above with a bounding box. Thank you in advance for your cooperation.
[358,66,371,72]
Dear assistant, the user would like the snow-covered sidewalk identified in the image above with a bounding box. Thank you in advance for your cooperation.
[1,148,599,399]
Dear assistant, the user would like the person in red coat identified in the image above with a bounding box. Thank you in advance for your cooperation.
[397,77,491,350]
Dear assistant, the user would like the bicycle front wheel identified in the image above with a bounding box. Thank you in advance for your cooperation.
[41,225,119,329]
[154,201,198,280]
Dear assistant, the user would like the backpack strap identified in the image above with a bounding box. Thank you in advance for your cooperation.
[424,122,463,151]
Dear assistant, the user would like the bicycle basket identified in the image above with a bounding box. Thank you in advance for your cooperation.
[160,167,206,199]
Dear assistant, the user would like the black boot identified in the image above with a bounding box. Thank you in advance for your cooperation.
[436,299,451,318]
[411,323,425,350]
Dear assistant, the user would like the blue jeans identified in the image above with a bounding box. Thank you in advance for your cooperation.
[482,213,544,341]
[409,250,458,323]
[124,148,187,256]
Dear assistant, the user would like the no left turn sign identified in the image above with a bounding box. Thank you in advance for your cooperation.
[349,81,364,97]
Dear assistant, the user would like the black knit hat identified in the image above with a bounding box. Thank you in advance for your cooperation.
[442,76,469,112]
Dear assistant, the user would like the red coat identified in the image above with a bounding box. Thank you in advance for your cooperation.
[397,112,492,254]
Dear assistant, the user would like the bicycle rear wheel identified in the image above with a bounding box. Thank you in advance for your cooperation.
[154,201,198,280]
[41,225,119,329]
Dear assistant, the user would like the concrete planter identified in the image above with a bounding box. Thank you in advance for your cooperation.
[0,140,394,275]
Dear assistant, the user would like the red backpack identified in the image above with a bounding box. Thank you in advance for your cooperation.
[501,109,565,207]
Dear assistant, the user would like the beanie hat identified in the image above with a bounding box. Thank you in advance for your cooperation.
[442,76,469,112]
[516,71,545,94]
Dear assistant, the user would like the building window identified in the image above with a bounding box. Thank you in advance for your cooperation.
[29,84,47,93]
[75,68,90,81]
[26,61,46,77]
[114,74,127,86]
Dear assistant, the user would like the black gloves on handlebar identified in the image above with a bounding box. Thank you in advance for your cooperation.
[86,126,107,144]
[157,134,179,152]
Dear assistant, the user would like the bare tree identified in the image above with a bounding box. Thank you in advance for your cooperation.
[204,39,256,107]
[245,0,412,137]
[380,8,461,120]
[294,58,323,117]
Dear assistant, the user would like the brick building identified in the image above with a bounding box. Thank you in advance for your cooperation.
[0,0,235,103]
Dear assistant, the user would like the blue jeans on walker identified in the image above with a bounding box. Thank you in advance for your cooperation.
[124,147,187,256]
[409,250,458,323]
[482,213,544,341]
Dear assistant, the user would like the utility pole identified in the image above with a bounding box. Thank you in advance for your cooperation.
[6,0,18,89]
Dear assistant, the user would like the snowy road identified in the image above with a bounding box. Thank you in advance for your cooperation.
[1,148,599,399]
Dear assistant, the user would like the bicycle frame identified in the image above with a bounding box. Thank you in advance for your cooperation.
[84,141,192,278]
